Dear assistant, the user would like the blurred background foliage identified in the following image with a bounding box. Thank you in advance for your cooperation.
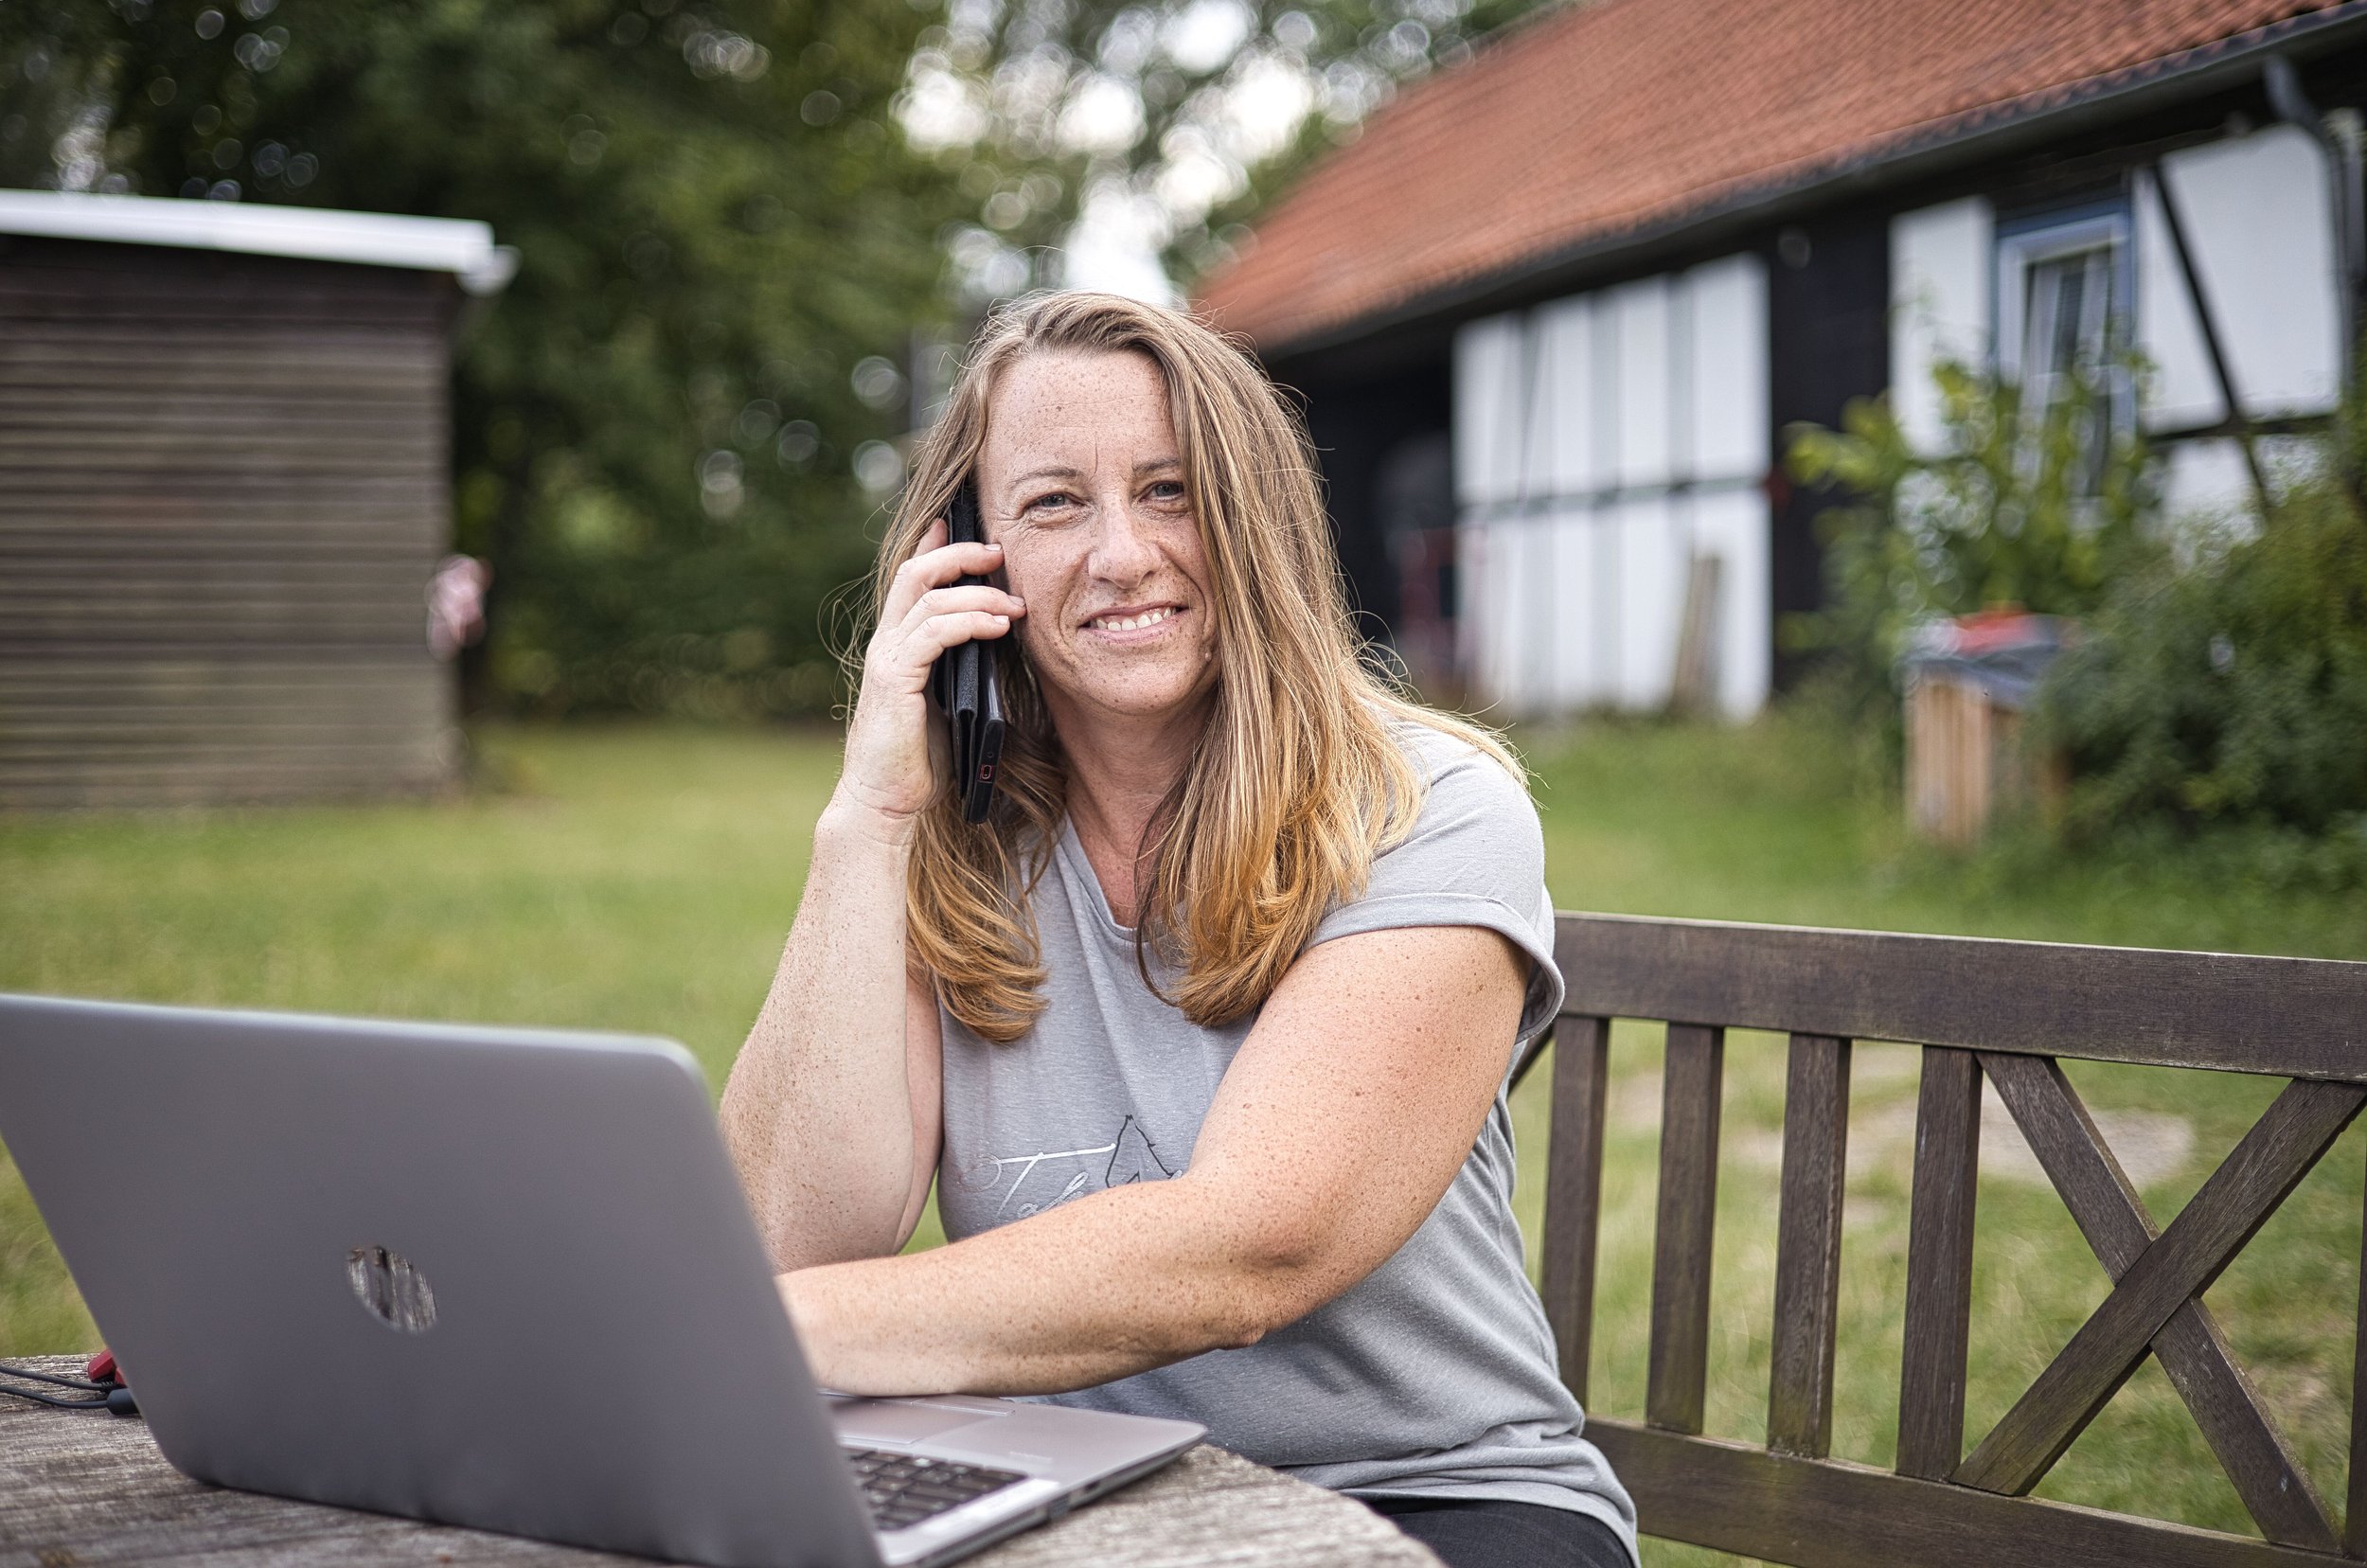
[1784,360,2159,744]
[893,0,1540,292]
[1788,358,2367,876]
[5,0,960,720]
[2038,435,2367,855]
[0,0,1526,720]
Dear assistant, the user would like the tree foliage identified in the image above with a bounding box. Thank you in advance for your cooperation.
[2038,431,2367,847]
[1789,353,2367,857]
[5,0,966,716]
[901,0,1550,290]
[1784,360,2160,734]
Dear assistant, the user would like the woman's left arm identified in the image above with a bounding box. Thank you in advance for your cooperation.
[779,921,1527,1395]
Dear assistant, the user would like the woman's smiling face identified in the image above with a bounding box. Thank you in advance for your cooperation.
[977,348,1217,726]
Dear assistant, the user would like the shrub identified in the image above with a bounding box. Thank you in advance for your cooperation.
[2037,457,2367,845]
[1784,361,2159,738]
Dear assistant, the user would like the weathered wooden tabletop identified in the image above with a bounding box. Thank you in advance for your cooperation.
[0,1358,1436,1568]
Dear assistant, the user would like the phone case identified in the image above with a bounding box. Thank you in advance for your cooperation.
[930,484,1005,824]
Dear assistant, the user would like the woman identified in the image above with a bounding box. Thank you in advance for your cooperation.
[721,292,1635,1568]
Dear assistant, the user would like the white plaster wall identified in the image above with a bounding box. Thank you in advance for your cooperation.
[2159,438,2255,527]
[1667,272,1697,482]
[1538,295,1603,495]
[1689,254,1769,481]
[2155,125,2340,421]
[1614,495,1682,708]
[1690,487,1772,721]
[1516,517,1562,711]
[1464,511,1570,717]
[1518,313,1559,506]
[1611,277,1674,489]
[1591,296,1623,502]
[1453,314,1526,506]
[1450,256,1771,718]
[1891,197,1993,452]
[2160,436,2335,530]
[1456,517,1509,705]
[1549,509,1600,712]
[1591,514,1623,710]
[2134,166,2224,432]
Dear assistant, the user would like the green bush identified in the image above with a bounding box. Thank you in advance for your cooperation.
[2037,457,2367,849]
[1786,354,2367,870]
[1785,361,2159,738]
[1789,350,2367,866]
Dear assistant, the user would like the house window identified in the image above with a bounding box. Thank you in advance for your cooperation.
[1996,201,2133,490]
[2022,244,2116,413]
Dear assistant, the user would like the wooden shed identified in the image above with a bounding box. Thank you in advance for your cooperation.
[0,192,512,808]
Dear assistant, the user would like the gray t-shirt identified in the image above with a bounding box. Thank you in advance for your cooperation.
[935,722,1637,1561]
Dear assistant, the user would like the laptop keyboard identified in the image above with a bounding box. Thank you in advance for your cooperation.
[844,1446,1026,1532]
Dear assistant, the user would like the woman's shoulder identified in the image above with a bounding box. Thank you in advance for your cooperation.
[1314,709,1562,1038]
[1365,711,1542,880]
[1384,712,1536,821]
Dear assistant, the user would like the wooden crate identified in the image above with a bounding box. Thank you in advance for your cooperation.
[1904,669,2062,846]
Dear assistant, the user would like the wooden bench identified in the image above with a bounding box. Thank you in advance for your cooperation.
[1517,912,2367,1568]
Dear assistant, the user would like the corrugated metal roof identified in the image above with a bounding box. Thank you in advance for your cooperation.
[0,191,514,294]
[1197,0,2355,350]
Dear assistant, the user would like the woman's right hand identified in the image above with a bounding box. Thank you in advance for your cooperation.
[832,518,1026,837]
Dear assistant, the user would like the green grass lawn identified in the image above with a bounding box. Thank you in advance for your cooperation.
[5,713,2364,1565]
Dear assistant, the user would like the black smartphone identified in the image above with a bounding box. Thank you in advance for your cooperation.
[929,481,1005,824]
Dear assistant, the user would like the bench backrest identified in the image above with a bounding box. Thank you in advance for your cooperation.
[1525,912,2367,1568]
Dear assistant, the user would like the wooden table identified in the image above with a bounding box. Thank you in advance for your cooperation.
[0,1358,1437,1568]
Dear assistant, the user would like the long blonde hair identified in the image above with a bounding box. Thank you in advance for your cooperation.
[869,292,1515,1042]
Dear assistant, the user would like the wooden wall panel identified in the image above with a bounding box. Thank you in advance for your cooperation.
[0,235,460,807]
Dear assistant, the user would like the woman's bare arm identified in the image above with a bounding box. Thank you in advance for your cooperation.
[774,921,1525,1392]
[721,823,943,1268]
[720,522,1021,1269]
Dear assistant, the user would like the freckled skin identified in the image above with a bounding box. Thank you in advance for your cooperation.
[720,347,1527,1397]
[976,350,1219,918]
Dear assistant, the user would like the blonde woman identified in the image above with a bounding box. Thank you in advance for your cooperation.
[721,293,1636,1568]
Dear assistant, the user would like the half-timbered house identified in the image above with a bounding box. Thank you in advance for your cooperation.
[1199,0,2363,717]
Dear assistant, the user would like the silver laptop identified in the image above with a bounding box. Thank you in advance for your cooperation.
[0,994,1203,1568]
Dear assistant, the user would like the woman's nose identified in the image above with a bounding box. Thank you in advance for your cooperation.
[1086,503,1162,584]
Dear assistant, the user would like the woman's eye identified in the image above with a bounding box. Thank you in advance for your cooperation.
[1147,481,1186,504]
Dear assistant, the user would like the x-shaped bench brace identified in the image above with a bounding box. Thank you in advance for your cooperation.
[1950,1055,2364,1550]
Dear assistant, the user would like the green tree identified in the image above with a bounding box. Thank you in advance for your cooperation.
[6,0,967,716]
[899,0,1551,291]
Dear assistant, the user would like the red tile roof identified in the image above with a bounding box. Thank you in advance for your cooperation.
[1197,0,2354,350]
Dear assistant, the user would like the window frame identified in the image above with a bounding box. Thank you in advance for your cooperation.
[1992,194,2139,488]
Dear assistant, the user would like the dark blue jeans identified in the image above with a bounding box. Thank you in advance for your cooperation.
[1361,1495,1631,1568]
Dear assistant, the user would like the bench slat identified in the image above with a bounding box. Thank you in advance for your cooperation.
[1541,915,2367,1561]
[1555,915,2367,1080]
[1591,1418,2337,1568]
[1896,1046,1981,1480]
[1956,1078,2367,1496]
[2350,1154,2367,1559]
[1646,1024,1722,1434]
[1768,1034,1851,1458]
[1541,1015,1611,1404]
[1979,1052,2340,1549]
